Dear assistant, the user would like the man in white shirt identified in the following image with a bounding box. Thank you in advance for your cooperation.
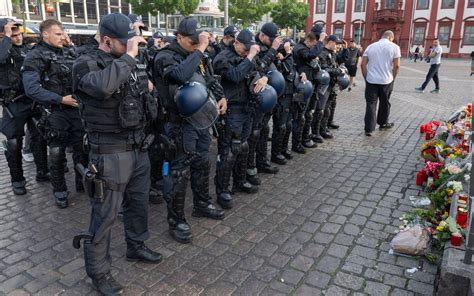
[361,30,401,136]
[415,39,442,93]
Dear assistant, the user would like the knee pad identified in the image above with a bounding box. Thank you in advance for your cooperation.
[241,141,249,155]
[49,146,66,164]
[250,129,260,141]
[230,138,242,155]
[6,138,21,154]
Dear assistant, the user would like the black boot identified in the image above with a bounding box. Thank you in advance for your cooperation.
[311,109,325,143]
[149,188,163,204]
[168,170,192,244]
[292,116,307,153]
[6,138,27,195]
[53,191,69,209]
[328,98,339,129]
[281,124,293,160]
[234,142,259,192]
[126,241,163,263]
[247,129,259,178]
[271,127,287,165]
[91,273,124,295]
[193,200,225,219]
[215,151,235,209]
[246,173,261,186]
[31,138,50,182]
[320,107,334,139]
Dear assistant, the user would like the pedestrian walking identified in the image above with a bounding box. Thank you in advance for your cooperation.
[345,40,361,91]
[415,39,442,94]
[414,46,420,62]
[361,30,401,137]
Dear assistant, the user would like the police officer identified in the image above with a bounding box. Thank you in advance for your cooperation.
[313,35,347,143]
[72,13,163,295]
[22,19,88,208]
[271,39,296,165]
[293,24,326,150]
[213,29,266,208]
[218,25,238,52]
[75,32,99,56]
[154,17,227,244]
[0,18,49,195]
[246,22,282,185]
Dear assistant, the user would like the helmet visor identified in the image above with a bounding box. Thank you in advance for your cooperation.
[184,96,219,129]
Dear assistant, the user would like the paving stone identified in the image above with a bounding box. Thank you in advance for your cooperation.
[406,280,434,295]
[314,255,341,274]
[280,269,304,285]
[290,255,315,272]
[364,281,391,295]
[334,271,365,290]
[325,285,351,296]
[294,284,322,296]
[203,282,237,296]
[304,271,331,289]
[384,274,407,289]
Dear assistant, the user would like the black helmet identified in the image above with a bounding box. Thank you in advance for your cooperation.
[174,81,219,129]
[255,85,278,113]
[296,80,313,103]
[338,74,350,90]
[315,69,330,86]
[266,70,285,97]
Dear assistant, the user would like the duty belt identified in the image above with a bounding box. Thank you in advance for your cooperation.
[51,104,77,111]
[89,143,138,154]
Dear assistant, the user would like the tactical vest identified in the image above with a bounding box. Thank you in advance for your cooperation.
[80,53,157,133]
[294,42,321,82]
[0,45,27,95]
[41,47,76,96]
[215,49,252,105]
[319,49,339,85]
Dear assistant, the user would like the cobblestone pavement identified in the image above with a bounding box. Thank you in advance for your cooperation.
[0,59,473,296]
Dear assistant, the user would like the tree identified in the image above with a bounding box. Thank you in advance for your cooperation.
[125,0,199,34]
[218,0,273,28]
[271,0,308,35]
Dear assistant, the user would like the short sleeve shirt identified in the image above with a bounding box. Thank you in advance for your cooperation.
[363,38,401,85]
[430,46,442,65]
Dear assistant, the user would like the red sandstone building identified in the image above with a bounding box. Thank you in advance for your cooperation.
[306,0,474,57]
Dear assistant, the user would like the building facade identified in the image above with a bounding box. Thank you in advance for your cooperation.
[306,0,474,57]
[1,0,225,37]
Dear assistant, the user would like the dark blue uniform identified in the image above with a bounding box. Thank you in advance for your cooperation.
[293,40,324,148]
[22,41,88,208]
[154,40,225,244]
[213,46,259,208]
[0,36,49,194]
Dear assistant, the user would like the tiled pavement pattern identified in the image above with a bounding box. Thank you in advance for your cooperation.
[0,59,472,295]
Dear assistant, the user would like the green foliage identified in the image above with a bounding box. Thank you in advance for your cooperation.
[270,0,308,31]
[218,0,273,27]
[178,0,200,16]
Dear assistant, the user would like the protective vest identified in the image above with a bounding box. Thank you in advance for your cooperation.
[0,44,28,96]
[39,45,77,96]
[214,48,254,104]
[80,52,156,133]
[293,42,320,82]
[318,48,341,85]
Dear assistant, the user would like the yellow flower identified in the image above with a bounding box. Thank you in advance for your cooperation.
[436,225,444,231]
[447,189,454,196]
[439,221,447,227]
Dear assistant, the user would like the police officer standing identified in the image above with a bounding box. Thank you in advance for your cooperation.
[22,19,88,208]
[313,35,347,143]
[293,24,326,150]
[213,29,266,208]
[246,22,282,185]
[218,25,238,52]
[154,17,227,244]
[0,18,49,195]
[72,13,163,295]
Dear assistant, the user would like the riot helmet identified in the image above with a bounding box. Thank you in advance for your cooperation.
[266,70,285,97]
[338,74,350,91]
[296,80,314,103]
[174,81,219,129]
[255,85,278,113]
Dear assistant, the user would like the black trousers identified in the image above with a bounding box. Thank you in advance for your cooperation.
[364,81,394,132]
[84,148,150,280]
[421,64,440,90]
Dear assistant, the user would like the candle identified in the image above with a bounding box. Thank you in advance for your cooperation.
[457,208,468,228]
[416,172,424,186]
[450,233,462,247]
[425,132,431,140]
[468,103,472,112]
[420,125,425,133]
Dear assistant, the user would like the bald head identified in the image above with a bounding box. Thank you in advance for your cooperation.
[382,31,395,42]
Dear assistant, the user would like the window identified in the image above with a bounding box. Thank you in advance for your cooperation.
[354,0,365,12]
[353,25,363,43]
[464,24,474,45]
[335,0,345,13]
[86,0,97,22]
[417,0,429,9]
[385,0,395,9]
[316,0,326,14]
[334,26,343,39]
[438,24,451,45]
[413,25,426,44]
[468,0,474,7]
[441,0,455,8]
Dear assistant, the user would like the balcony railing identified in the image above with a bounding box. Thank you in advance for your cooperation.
[374,9,405,22]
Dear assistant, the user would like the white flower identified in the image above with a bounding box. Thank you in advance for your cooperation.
[447,164,462,175]
[447,181,463,192]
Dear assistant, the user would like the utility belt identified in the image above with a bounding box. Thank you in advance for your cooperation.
[85,133,155,154]
[51,104,77,111]
[227,103,248,115]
